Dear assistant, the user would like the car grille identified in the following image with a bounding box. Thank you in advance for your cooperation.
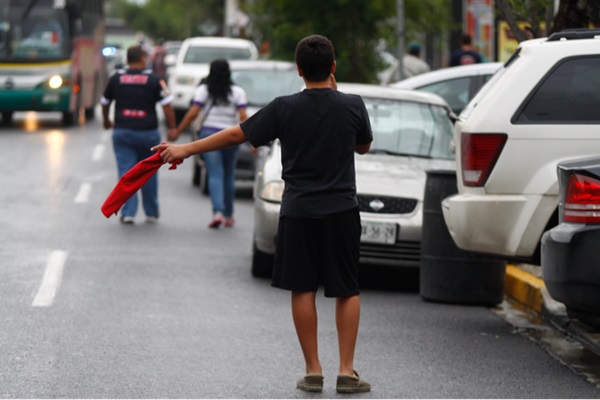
[360,240,421,267]
[357,195,418,214]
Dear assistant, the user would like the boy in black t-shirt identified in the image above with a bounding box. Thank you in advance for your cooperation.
[152,35,373,393]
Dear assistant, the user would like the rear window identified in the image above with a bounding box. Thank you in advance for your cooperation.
[514,56,600,124]
[183,46,252,64]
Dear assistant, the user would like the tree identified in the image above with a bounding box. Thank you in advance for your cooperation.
[112,0,224,41]
[497,0,595,42]
[243,0,452,83]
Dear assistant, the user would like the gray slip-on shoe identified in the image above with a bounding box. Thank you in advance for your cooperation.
[297,374,324,392]
[336,370,371,393]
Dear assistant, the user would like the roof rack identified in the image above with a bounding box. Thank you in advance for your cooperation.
[547,28,600,41]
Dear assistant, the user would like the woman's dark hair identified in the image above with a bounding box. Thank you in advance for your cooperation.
[205,59,233,105]
[294,35,335,82]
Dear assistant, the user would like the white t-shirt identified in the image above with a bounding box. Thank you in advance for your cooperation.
[192,84,247,130]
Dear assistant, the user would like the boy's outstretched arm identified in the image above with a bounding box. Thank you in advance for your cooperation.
[151,125,247,163]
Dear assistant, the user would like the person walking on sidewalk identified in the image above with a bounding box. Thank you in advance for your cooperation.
[153,34,373,393]
[102,44,176,224]
[167,59,248,229]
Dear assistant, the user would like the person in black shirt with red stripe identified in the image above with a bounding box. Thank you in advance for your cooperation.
[102,45,176,224]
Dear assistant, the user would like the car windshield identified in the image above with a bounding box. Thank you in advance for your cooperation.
[231,68,304,107]
[364,97,454,160]
[183,46,252,64]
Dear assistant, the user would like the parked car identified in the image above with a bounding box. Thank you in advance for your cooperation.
[442,29,600,264]
[389,62,501,114]
[191,60,304,193]
[168,36,259,121]
[251,83,456,277]
[542,157,600,328]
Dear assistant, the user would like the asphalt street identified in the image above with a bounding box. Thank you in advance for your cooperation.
[1,111,599,398]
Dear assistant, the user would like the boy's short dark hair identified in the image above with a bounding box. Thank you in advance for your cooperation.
[127,45,147,64]
[295,35,335,82]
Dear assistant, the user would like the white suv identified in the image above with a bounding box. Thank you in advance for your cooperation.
[442,29,600,263]
[167,37,258,119]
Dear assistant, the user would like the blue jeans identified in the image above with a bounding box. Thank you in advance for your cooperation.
[200,128,239,217]
[113,128,161,218]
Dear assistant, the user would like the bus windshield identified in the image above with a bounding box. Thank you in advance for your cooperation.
[0,0,71,61]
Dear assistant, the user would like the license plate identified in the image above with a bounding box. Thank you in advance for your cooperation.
[42,93,59,103]
[360,221,397,245]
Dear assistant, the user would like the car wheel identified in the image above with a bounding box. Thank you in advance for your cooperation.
[199,164,209,195]
[192,161,201,186]
[1,111,13,126]
[252,242,274,278]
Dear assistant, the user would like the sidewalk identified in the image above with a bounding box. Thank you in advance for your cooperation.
[504,263,600,358]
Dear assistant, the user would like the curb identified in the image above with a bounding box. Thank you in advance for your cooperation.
[504,264,600,358]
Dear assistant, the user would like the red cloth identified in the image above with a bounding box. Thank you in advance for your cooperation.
[101,150,182,218]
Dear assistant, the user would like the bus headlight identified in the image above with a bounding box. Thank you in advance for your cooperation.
[260,181,284,203]
[48,75,63,89]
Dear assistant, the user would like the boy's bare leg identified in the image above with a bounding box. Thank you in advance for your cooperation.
[291,291,322,375]
[336,295,360,375]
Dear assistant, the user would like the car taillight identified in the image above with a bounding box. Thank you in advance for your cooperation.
[563,174,600,224]
[461,133,507,187]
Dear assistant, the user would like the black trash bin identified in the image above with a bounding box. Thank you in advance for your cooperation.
[420,169,506,306]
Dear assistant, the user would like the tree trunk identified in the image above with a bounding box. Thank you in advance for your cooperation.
[551,0,590,34]
[497,0,529,42]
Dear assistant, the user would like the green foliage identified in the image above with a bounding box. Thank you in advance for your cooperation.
[110,0,224,41]
[245,0,393,83]
[245,0,451,83]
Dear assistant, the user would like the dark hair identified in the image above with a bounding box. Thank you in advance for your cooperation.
[127,45,147,64]
[294,35,335,82]
[460,33,473,46]
[205,59,232,105]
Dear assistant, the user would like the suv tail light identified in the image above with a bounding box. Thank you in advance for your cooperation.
[461,133,507,187]
[564,174,600,224]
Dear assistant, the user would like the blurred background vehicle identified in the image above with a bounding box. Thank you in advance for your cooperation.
[389,62,502,115]
[167,36,259,122]
[191,60,304,194]
[542,156,600,329]
[251,83,455,277]
[163,40,182,81]
[442,31,600,265]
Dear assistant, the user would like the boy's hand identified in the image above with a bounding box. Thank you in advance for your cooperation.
[151,143,190,163]
[329,74,337,90]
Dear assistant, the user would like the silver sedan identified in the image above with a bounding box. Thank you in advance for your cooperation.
[251,83,456,277]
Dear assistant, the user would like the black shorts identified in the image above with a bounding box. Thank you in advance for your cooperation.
[271,207,361,298]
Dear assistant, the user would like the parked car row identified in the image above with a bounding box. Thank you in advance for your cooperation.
[251,83,456,277]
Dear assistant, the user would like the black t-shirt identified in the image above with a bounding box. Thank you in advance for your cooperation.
[241,88,373,218]
[102,68,172,130]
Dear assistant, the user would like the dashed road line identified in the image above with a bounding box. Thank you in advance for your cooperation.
[74,182,92,204]
[92,144,105,161]
[32,250,68,307]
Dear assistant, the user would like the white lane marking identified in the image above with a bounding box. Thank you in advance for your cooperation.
[92,144,105,161]
[74,182,92,204]
[32,250,68,307]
